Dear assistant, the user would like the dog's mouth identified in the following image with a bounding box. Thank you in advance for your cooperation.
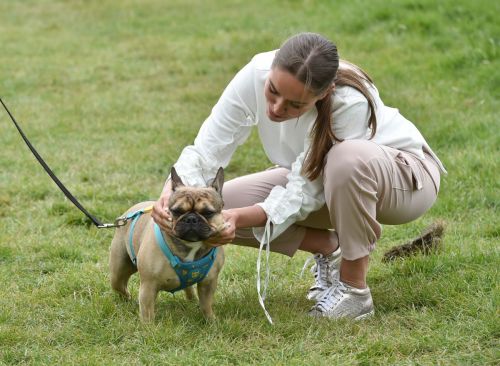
[174,224,213,242]
[172,212,218,242]
[176,230,209,242]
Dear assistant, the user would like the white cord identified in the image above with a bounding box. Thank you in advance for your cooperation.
[256,219,273,324]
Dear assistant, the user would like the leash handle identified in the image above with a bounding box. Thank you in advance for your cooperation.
[0,97,117,229]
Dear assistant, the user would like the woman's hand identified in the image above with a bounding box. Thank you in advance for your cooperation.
[205,209,239,247]
[151,180,174,234]
[205,205,268,247]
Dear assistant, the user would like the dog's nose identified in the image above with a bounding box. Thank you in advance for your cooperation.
[183,213,199,225]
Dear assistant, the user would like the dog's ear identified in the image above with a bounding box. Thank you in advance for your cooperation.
[210,167,224,194]
[170,167,185,191]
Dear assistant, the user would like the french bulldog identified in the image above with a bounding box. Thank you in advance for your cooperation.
[109,167,225,322]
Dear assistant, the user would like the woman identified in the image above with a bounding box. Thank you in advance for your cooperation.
[152,32,445,321]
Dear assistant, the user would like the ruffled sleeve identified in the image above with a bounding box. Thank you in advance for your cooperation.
[253,150,325,241]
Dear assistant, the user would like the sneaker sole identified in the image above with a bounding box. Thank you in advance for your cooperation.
[308,308,375,320]
[354,309,375,321]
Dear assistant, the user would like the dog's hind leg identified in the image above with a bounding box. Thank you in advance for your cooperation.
[109,234,137,299]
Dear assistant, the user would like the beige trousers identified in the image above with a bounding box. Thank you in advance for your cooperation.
[223,140,441,260]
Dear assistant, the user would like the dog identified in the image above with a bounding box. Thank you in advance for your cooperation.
[109,167,225,322]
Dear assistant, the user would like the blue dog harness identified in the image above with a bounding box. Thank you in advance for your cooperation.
[126,208,218,293]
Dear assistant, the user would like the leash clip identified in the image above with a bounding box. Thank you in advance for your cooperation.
[113,217,129,227]
[97,217,129,229]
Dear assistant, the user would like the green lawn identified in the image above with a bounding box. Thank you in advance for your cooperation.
[0,0,498,364]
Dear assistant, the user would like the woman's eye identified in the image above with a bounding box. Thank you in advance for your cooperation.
[290,103,301,109]
[269,86,278,95]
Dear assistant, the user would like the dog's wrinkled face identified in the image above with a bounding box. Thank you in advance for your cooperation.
[168,167,224,242]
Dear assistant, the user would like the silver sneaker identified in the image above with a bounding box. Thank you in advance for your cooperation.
[305,247,342,301]
[308,281,375,320]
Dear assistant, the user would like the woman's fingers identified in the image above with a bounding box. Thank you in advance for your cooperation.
[205,221,235,246]
[152,196,172,232]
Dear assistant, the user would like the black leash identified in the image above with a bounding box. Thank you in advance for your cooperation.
[0,98,127,229]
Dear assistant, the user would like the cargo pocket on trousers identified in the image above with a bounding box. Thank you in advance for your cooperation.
[393,152,423,191]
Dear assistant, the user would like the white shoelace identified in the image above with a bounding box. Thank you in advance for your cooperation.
[256,219,273,324]
[300,254,329,287]
[300,254,316,278]
[315,281,347,312]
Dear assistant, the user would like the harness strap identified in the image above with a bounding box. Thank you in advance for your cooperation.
[126,208,218,293]
[153,222,180,267]
[125,207,151,267]
[153,223,218,293]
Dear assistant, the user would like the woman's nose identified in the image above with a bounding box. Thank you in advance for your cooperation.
[273,99,287,115]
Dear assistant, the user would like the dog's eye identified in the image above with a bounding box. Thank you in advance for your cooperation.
[202,210,216,219]
[170,208,184,216]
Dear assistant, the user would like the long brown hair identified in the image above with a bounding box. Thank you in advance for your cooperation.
[272,33,377,180]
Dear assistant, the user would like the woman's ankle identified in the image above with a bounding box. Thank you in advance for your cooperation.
[339,256,369,289]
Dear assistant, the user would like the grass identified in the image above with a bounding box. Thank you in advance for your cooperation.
[0,0,498,364]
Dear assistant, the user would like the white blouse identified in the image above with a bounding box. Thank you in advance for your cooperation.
[173,50,446,242]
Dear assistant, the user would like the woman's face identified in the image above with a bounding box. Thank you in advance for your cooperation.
[264,67,325,122]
